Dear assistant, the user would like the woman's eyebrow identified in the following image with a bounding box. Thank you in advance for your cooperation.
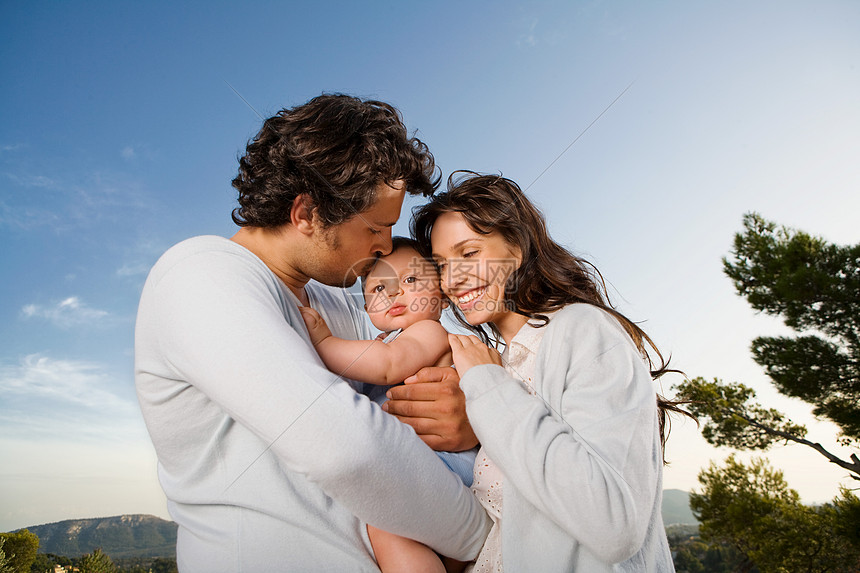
[434,238,481,257]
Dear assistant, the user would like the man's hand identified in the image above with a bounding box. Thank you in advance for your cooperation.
[382,366,478,452]
[299,306,333,347]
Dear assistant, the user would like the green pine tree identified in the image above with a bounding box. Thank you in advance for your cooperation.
[77,548,117,573]
[0,538,15,573]
[691,455,860,572]
[673,213,860,572]
[675,213,860,478]
[0,530,38,573]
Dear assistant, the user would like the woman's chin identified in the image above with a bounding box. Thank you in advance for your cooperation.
[461,310,489,327]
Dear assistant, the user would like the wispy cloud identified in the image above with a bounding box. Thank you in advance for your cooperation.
[0,354,139,441]
[2,168,155,232]
[518,18,539,47]
[116,237,169,279]
[121,143,158,162]
[21,297,110,328]
[116,262,153,277]
[0,199,62,230]
[0,354,126,409]
[5,173,57,188]
[74,171,150,214]
[1,143,25,152]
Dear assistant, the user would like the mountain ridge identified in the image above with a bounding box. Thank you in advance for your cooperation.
[17,514,177,558]
[662,488,699,526]
[14,490,698,558]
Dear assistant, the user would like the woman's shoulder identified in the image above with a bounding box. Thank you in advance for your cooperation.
[536,305,654,410]
[546,303,627,336]
[540,303,637,360]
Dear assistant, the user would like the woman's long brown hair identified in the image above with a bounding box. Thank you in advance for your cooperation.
[411,171,694,459]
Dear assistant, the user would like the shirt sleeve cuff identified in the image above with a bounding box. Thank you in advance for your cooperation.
[459,363,510,400]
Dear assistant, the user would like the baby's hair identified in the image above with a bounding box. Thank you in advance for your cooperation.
[360,236,435,297]
[389,236,421,254]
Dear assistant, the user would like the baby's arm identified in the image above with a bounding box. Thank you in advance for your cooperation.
[299,306,449,385]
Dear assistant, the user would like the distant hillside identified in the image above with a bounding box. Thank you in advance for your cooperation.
[662,489,699,525]
[16,491,696,559]
[21,514,176,558]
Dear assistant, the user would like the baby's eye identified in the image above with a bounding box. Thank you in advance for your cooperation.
[372,284,385,293]
[404,276,417,284]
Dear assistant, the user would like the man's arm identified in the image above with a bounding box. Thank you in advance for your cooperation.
[140,251,490,559]
[383,367,479,452]
[301,307,450,385]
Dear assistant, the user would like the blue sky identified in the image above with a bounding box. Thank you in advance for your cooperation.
[2,1,859,532]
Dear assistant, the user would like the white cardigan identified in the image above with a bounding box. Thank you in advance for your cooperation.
[460,304,674,572]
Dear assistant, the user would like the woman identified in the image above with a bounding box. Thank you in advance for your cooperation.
[411,172,685,572]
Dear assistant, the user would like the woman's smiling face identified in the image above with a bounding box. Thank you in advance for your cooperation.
[429,211,522,334]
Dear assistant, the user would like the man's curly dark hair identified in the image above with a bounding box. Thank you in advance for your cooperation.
[231,94,440,228]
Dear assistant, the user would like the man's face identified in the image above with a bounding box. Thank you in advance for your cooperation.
[309,180,406,288]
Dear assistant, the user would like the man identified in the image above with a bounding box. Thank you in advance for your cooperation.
[135,94,489,571]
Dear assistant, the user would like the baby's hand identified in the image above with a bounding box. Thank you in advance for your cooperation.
[299,306,333,347]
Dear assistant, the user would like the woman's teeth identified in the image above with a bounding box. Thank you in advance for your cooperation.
[457,287,485,305]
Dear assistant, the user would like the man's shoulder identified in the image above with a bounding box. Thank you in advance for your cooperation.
[145,235,269,291]
[157,235,246,264]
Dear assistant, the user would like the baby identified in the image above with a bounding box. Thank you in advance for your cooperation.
[300,237,475,573]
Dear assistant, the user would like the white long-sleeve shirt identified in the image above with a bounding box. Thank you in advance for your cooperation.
[134,236,490,572]
[460,304,674,572]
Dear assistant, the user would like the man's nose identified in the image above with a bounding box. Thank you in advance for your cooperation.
[374,228,394,258]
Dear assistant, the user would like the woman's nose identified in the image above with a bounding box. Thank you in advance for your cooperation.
[441,265,465,293]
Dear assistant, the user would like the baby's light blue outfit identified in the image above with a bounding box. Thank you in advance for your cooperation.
[377,328,478,487]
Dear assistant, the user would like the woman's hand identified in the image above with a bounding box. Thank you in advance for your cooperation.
[298,306,332,347]
[447,334,502,374]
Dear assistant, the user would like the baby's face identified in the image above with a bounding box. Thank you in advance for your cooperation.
[363,247,445,333]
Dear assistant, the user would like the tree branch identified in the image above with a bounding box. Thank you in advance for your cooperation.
[730,408,860,480]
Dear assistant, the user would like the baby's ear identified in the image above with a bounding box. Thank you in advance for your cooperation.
[441,298,450,309]
[363,303,368,311]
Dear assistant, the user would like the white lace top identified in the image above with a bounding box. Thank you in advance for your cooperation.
[467,319,545,572]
